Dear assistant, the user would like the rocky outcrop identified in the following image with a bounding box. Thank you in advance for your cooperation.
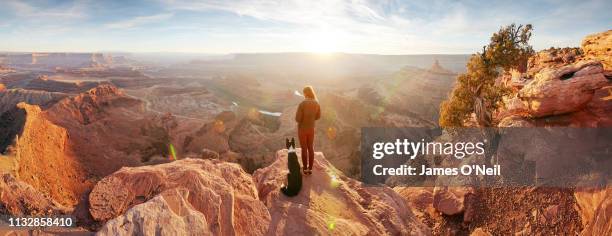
[497,30,612,127]
[2,84,181,210]
[527,47,582,75]
[253,149,430,235]
[90,158,270,235]
[518,60,608,117]
[432,187,473,216]
[581,30,612,70]
[574,188,612,235]
[393,187,437,231]
[96,188,212,236]
[12,103,89,207]
[47,84,141,125]
[0,173,69,216]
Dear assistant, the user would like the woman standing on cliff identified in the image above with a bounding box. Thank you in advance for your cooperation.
[295,86,321,175]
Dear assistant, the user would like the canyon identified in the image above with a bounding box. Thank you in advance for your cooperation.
[0,30,609,235]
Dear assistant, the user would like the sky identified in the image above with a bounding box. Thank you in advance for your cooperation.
[0,0,610,54]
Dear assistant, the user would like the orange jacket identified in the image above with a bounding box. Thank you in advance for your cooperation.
[295,98,321,129]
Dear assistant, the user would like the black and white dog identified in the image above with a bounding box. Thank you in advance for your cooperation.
[281,138,302,197]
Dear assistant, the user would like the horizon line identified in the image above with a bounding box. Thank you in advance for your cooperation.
[0,50,474,56]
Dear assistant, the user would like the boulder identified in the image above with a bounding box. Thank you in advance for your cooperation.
[432,187,473,216]
[253,149,430,236]
[518,60,608,117]
[89,158,270,236]
[581,30,612,70]
[393,187,435,221]
[96,188,210,236]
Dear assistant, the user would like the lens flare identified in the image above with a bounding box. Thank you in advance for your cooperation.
[248,108,260,120]
[327,219,336,231]
[169,143,177,161]
[326,126,337,140]
[213,120,225,133]
[330,174,340,188]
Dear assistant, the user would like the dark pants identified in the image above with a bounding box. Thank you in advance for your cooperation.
[298,128,315,170]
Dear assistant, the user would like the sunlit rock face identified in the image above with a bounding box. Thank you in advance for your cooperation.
[574,188,612,236]
[253,149,430,236]
[90,158,271,235]
[4,103,88,207]
[581,30,612,70]
[518,60,607,118]
[497,30,612,127]
[527,47,582,75]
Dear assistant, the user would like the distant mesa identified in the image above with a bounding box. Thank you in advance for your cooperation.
[1,53,112,69]
[428,59,454,75]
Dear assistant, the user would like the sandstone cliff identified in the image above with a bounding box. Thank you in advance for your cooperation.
[12,102,89,207]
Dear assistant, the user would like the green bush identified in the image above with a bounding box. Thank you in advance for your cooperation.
[439,24,534,128]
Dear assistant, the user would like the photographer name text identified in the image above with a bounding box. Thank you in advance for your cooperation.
[372,164,501,176]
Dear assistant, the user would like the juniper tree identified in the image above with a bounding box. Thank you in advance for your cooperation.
[439,24,534,128]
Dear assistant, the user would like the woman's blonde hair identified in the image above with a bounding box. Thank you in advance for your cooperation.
[303,86,317,100]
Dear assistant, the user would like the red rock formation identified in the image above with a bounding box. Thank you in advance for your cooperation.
[89,158,271,235]
[13,103,89,207]
[581,30,612,70]
[527,47,581,75]
[96,188,212,235]
[497,30,612,127]
[432,187,473,216]
[0,173,69,216]
[253,149,430,235]
[518,60,608,118]
[47,84,137,125]
[574,188,611,235]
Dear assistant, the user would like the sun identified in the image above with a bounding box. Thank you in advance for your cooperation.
[304,31,341,54]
